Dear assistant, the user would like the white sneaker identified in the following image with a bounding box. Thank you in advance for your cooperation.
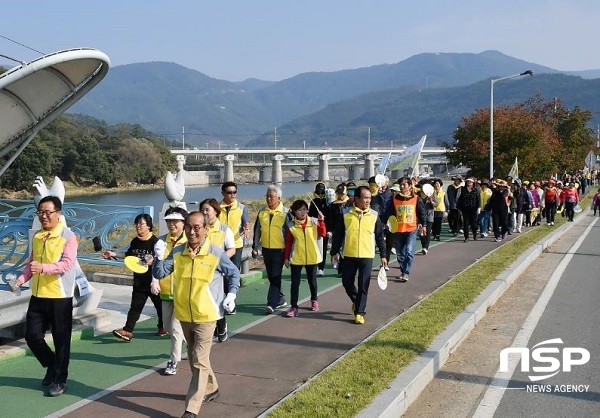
[391,247,397,255]
[422,248,428,255]
[317,269,324,276]
[384,265,390,271]
[164,361,177,375]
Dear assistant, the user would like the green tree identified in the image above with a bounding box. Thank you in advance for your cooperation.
[444,96,593,180]
[114,138,165,185]
[0,138,58,190]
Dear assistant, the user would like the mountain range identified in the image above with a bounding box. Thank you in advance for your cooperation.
[70,50,600,148]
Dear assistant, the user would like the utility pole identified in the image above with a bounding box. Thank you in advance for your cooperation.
[274,127,278,150]
[182,126,185,150]
[368,127,371,150]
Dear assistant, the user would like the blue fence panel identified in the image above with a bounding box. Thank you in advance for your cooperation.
[0,199,153,284]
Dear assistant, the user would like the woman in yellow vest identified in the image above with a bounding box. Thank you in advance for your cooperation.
[432,179,446,241]
[151,206,188,376]
[283,199,327,317]
[200,198,236,343]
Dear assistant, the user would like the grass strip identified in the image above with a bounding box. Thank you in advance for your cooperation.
[269,199,590,418]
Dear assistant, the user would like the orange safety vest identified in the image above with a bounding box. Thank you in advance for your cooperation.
[394,195,419,233]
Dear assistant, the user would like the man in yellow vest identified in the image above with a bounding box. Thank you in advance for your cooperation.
[153,211,240,418]
[218,181,250,271]
[251,184,291,314]
[14,195,78,397]
[331,186,387,325]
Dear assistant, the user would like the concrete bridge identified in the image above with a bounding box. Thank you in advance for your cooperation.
[171,147,449,184]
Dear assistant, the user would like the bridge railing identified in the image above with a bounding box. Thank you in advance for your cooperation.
[0,200,153,285]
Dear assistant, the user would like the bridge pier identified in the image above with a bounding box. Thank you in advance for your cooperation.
[303,166,318,182]
[271,154,284,184]
[259,166,271,183]
[318,154,331,182]
[347,165,361,181]
[363,154,377,180]
[223,154,235,182]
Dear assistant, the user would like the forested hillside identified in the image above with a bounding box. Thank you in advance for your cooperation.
[0,114,178,192]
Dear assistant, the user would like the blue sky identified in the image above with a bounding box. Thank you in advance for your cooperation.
[1,1,598,81]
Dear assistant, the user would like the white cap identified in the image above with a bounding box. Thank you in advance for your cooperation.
[164,212,185,221]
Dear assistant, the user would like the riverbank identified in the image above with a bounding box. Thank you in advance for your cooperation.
[0,182,162,200]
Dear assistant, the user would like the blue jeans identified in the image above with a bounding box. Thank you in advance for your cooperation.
[478,211,490,235]
[393,230,418,275]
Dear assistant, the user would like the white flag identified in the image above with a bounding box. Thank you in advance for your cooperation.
[508,157,518,179]
[387,135,427,176]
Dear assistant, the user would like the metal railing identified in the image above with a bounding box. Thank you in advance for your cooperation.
[0,200,153,284]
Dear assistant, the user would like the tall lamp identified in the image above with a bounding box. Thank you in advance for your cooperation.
[490,70,533,178]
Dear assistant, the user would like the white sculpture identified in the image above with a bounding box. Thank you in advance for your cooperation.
[32,176,65,208]
[164,170,185,206]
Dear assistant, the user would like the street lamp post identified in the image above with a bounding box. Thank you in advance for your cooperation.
[490,70,533,178]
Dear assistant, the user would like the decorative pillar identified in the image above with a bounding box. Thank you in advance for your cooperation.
[271,154,284,184]
[224,154,235,183]
[318,154,331,182]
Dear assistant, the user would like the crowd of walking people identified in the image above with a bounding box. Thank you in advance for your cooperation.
[14,169,595,417]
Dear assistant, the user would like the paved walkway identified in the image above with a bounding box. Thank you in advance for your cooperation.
[0,223,563,417]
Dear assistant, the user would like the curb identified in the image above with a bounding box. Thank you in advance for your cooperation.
[358,216,581,417]
[0,325,95,364]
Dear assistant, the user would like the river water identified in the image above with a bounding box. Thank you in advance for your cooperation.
[72,181,320,216]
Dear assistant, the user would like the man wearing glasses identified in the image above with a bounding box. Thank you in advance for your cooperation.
[14,196,78,397]
[153,211,240,418]
[218,181,250,272]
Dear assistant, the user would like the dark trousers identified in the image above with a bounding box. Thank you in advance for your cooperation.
[341,257,373,316]
[231,247,243,270]
[25,296,73,384]
[565,201,575,221]
[448,208,462,233]
[384,229,394,259]
[492,211,509,238]
[125,285,163,332]
[546,201,557,223]
[462,208,478,239]
[289,264,318,308]
[420,221,433,250]
[263,248,286,308]
[432,212,444,238]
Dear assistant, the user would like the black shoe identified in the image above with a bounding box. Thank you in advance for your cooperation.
[225,307,236,315]
[49,382,67,397]
[182,412,197,418]
[217,324,228,343]
[202,389,220,403]
[464,237,469,242]
[42,367,54,386]
[473,235,478,241]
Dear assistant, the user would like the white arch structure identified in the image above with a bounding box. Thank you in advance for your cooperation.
[0,48,110,176]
